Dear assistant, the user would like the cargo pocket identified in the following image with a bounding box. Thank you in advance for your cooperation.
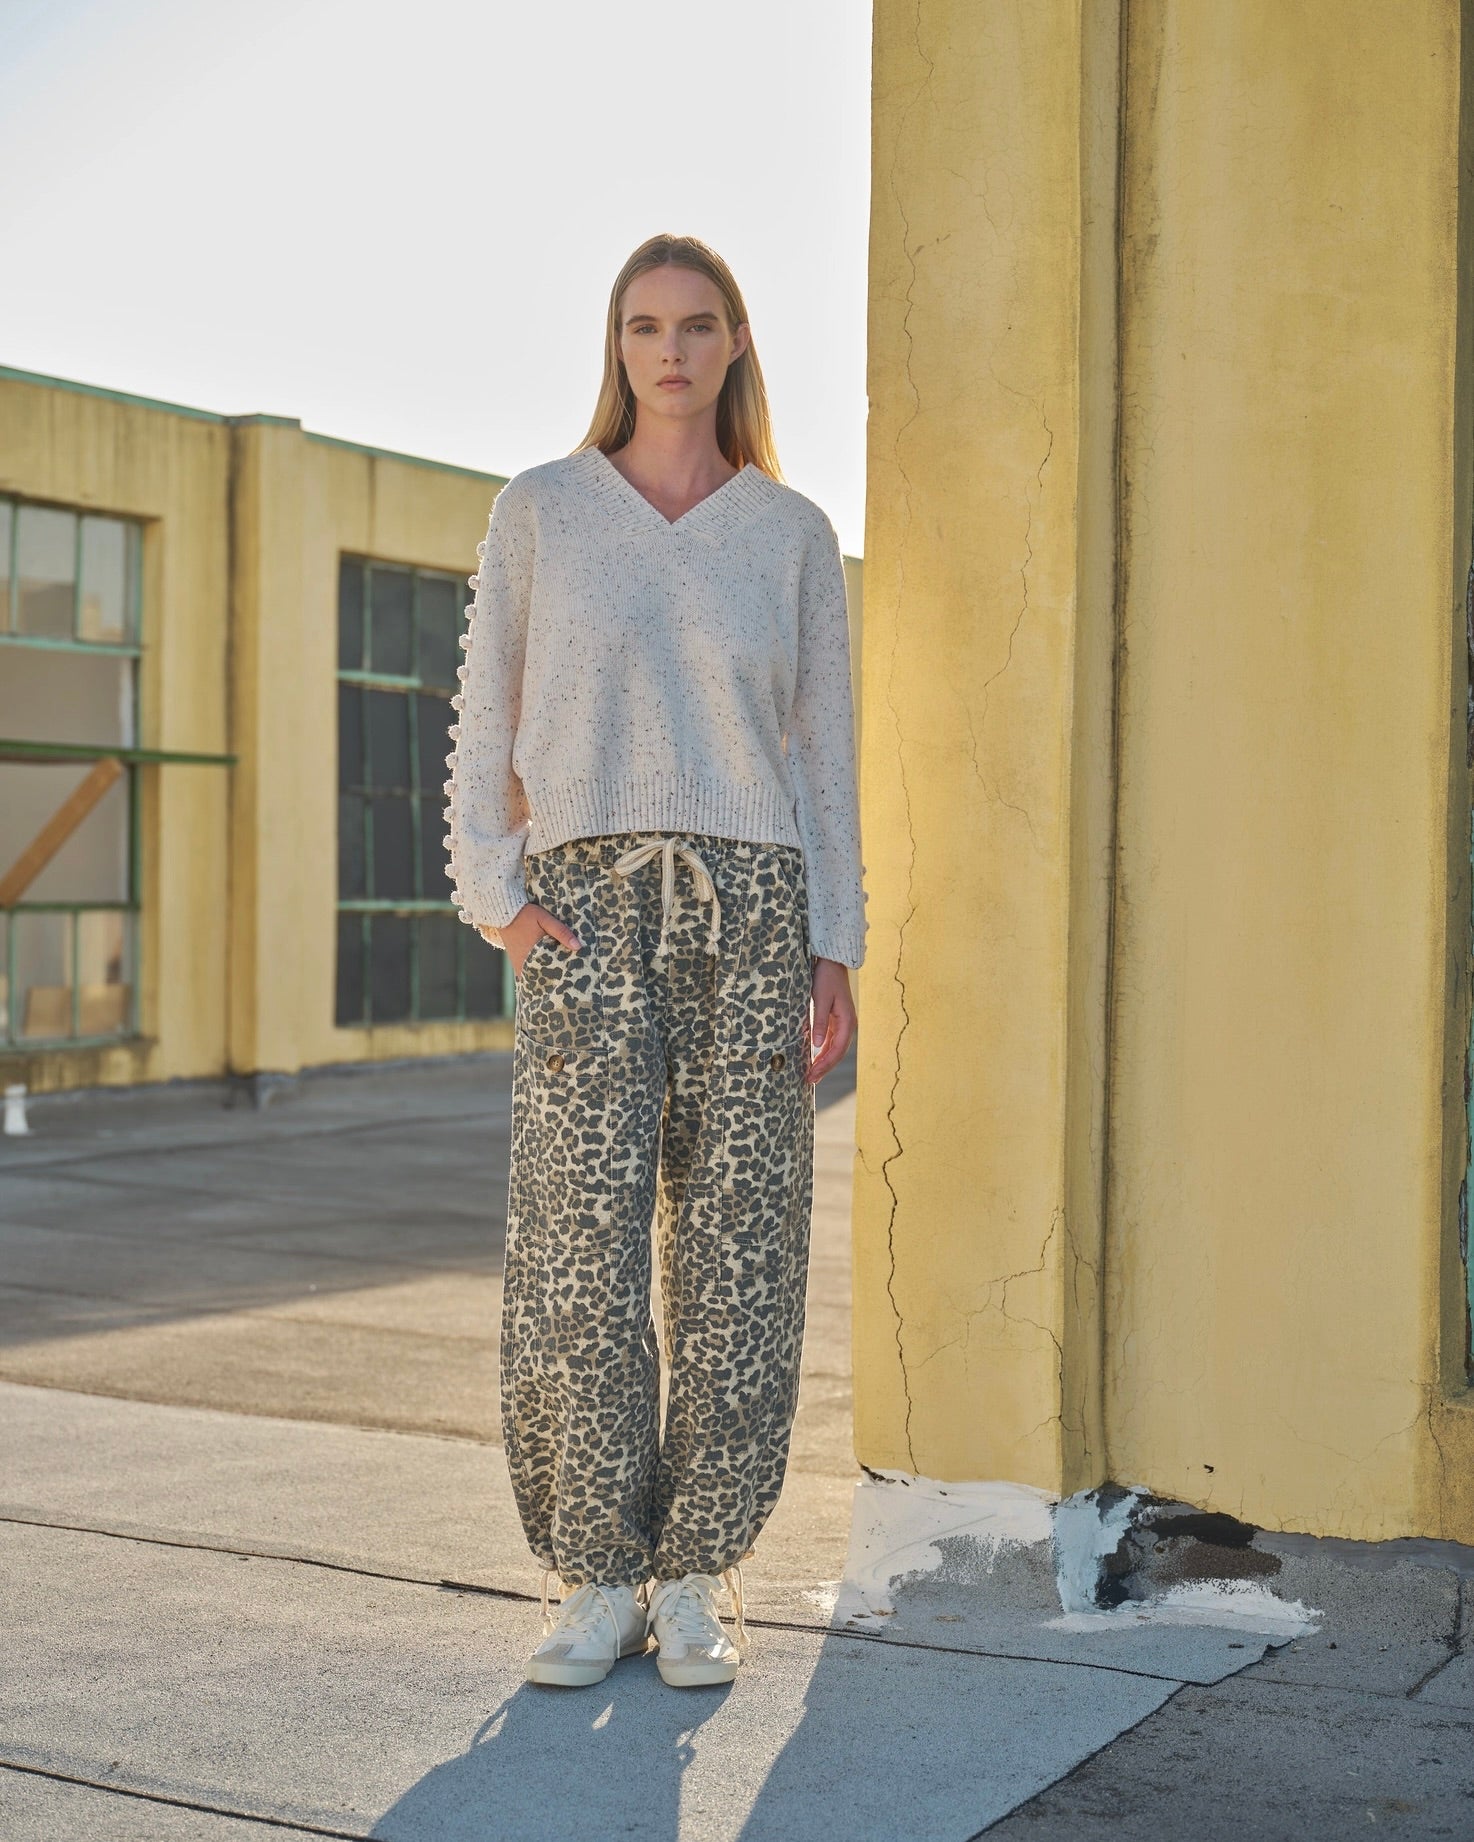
[711,1028,814,1407]
[728,849,812,1049]
[714,1029,813,1231]
[514,859,606,1054]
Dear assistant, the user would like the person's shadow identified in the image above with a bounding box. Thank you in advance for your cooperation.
[369,1656,730,1841]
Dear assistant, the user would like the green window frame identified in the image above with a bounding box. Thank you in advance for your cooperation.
[0,493,143,1050]
[335,553,509,1028]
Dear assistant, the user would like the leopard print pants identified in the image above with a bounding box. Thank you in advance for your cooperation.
[501,829,816,1589]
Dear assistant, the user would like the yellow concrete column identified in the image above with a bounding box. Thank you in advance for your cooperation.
[854,0,1124,1492]
[227,418,317,1079]
[1104,1,1474,1542]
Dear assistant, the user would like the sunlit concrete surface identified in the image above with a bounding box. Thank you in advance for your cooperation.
[1,1054,1470,1839]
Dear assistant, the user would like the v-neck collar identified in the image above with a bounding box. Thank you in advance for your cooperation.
[576,445,776,543]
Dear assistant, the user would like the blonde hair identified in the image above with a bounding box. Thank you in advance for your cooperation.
[574,233,784,481]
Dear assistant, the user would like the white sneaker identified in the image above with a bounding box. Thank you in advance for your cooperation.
[525,1575,649,1688]
[647,1567,749,1687]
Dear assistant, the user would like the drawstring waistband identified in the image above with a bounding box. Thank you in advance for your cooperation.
[610,835,722,960]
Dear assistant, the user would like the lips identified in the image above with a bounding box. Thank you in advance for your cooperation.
[658,377,690,388]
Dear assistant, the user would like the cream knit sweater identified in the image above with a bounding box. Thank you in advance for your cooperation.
[444,446,868,968]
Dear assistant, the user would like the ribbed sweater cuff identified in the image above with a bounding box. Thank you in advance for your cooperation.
[809,929,866,970]
[454,864,529,934]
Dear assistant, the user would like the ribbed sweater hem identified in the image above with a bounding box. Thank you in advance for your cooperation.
[526,773,803,856]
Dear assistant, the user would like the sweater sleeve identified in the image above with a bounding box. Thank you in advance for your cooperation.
[787,514,868,969]
[445,478,536,946]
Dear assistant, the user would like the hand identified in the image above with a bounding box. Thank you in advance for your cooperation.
[478,904,581,979]
[806,958,856,1086]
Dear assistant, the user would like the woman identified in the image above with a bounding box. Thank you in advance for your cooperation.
[444,232,867,1690]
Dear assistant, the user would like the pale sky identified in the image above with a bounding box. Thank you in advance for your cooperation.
[0,0,872,552]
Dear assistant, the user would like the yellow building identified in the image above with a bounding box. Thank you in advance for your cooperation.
[0,367,865,1102]
[854,0,1474,1547]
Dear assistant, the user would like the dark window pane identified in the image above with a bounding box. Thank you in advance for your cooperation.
[370,795,414,899]
[370,913,411,1024]
[417,574,460,690]
[418,913,460,1020]
[338,794,366,899]
[338,557,365,671]
[369,566,412,677]
[419,797,452,902]
[335,911,366,1027]
[365,689,410,791]
[338,683,364,792]
[465,929,504,1018]
[416,693,452,795]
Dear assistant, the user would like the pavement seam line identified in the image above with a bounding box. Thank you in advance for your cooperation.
[0,1387,496,1446]
[0,1279,502,1348]
[5,1105,509,1177]
[961,1681,1194,1838]
[0,1760,367,1840]
[0,1512,1196,1686]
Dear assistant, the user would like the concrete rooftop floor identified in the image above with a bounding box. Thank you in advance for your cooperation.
[1,1047,1471,1839]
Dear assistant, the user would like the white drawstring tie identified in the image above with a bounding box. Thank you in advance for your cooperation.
[610,835,722,960]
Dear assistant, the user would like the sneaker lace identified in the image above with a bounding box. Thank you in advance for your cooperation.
[539,1574,634,1646]
[650,1566,749,1652]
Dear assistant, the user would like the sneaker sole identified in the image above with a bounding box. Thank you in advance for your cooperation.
[526,1637,648,1689]
[655,1655,740,1688]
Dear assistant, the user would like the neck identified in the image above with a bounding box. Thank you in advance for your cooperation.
[617,409,735,492]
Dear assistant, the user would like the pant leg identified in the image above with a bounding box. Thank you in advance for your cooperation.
[651,838,817,1579]
[499,840,665,1589]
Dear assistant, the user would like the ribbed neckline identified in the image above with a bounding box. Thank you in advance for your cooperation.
[574,445,779,543]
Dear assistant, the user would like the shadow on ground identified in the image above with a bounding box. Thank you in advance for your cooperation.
[368,1617,1168,1842]
[0,1046,856,1438]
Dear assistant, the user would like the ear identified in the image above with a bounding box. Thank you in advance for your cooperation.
[729,321,752,362]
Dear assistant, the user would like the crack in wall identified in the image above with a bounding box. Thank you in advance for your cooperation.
[871,0,938,1472]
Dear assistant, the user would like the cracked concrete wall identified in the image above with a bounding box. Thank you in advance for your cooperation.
[852,0,1123,1491]
[856,0,1474,1539]
[1104,0,1474,1541]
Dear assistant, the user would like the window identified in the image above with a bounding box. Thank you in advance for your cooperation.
[0,496,141,1046]
[335,555,507,1027]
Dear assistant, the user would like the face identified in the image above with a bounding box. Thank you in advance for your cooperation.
[617,264,751,427]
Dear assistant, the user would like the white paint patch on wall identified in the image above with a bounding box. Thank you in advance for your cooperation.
[1053,1487,1147,1613]
[1048,1580,1321,1639]
[833,1470,1056,1629]
[834,1471,1324,1642]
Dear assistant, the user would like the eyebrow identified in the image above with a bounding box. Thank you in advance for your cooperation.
[622,310,723,325]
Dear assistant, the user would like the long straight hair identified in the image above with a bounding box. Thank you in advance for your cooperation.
[574,234,784,480]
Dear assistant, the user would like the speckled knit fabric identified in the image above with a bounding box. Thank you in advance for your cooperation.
[443,446,868,968]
